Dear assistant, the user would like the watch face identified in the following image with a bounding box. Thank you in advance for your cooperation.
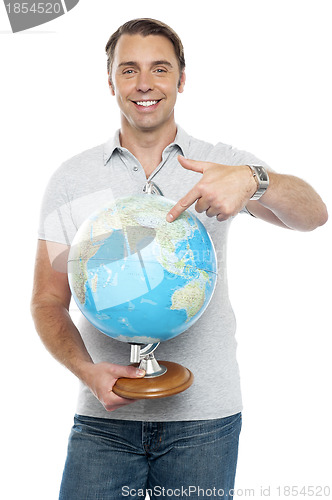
[256,166,269,181]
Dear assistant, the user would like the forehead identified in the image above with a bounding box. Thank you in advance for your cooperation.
[113,34,178,67]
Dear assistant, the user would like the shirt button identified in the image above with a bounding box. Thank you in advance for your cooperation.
[133,166,138,171]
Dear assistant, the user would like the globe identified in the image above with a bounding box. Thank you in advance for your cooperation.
[67,194,217,345]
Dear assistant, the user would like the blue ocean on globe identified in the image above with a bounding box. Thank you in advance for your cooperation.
[67,194,217,344]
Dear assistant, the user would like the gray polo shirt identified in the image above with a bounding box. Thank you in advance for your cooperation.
[39,126,269,421]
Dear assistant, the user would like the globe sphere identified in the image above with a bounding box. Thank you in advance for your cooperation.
[67,194,217,344]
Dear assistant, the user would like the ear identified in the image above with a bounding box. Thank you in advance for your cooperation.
[178,70,186,93]
[108,73,115,96]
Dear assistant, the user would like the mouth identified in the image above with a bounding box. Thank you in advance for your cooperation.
[131,99,162,109]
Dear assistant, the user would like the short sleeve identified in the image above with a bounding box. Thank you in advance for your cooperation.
[38,164,78,245]
[210,142,274,172]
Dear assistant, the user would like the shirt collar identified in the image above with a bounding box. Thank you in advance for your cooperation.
[103,125,191,166]
[103,130,122,165]
[172,125,190,158]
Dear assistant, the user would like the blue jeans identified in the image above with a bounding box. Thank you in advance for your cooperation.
[59,412,242,499]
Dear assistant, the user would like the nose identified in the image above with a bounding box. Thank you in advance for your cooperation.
[136,70,154,93]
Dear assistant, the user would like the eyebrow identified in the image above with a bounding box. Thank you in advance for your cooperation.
[117,60,174,69]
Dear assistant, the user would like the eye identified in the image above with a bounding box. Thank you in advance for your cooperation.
[154,68,167,74]
[123,69,135,74]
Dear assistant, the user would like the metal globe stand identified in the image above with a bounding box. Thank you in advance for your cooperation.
[130,343,168,377]
[112,342,194,399]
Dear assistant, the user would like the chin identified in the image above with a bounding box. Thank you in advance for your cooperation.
[133,119,163,132]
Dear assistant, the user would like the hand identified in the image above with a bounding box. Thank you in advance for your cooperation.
[166,155,257,222]
[83,362,145,412]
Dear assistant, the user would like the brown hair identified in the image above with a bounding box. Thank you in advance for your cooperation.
[105,18,185,84]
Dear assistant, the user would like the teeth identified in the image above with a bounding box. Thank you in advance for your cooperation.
[135,100,158,107]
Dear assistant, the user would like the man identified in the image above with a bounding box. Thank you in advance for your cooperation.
[31,18,327,500]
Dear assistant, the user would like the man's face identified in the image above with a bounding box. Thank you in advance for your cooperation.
[110,34,185,133]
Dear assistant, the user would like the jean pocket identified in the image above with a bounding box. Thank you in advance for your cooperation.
[171,413,242,449]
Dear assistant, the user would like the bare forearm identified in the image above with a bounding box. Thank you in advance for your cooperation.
[31,299,93,383]
[258,172,328,231]
[31,298,145,411]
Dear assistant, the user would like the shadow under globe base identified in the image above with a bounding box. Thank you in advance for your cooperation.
[112,361,194,399]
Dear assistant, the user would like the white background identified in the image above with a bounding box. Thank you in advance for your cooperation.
[1,0,331,498]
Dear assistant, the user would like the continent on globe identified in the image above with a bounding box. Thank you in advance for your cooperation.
[171,275,208,320]
[67,195,217,344]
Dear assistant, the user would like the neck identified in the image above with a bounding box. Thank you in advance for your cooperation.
[119,119,177,178]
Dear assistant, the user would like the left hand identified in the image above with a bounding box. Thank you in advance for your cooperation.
[166,155,257,222]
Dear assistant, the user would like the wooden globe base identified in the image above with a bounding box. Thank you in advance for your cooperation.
[113,361,194,399]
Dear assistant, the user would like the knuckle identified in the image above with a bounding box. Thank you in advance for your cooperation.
[195,204,204,214]
[179,199,190,209]
[219,202,232,217]
[199,183,209,197]
[103,393,121,412]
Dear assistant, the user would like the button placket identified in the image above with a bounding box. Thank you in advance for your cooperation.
[148,147,179,183]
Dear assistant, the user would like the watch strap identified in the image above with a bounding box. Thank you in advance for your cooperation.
[246,165,269,200]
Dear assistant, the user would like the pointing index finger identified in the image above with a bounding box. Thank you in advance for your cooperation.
[166,186,201,222]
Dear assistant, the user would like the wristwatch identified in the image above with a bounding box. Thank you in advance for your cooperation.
[246,165,269,200]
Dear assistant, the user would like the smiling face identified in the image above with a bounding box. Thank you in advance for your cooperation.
[110,34,185,135]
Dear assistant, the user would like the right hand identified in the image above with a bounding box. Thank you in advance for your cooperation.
[83,362,145,412]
